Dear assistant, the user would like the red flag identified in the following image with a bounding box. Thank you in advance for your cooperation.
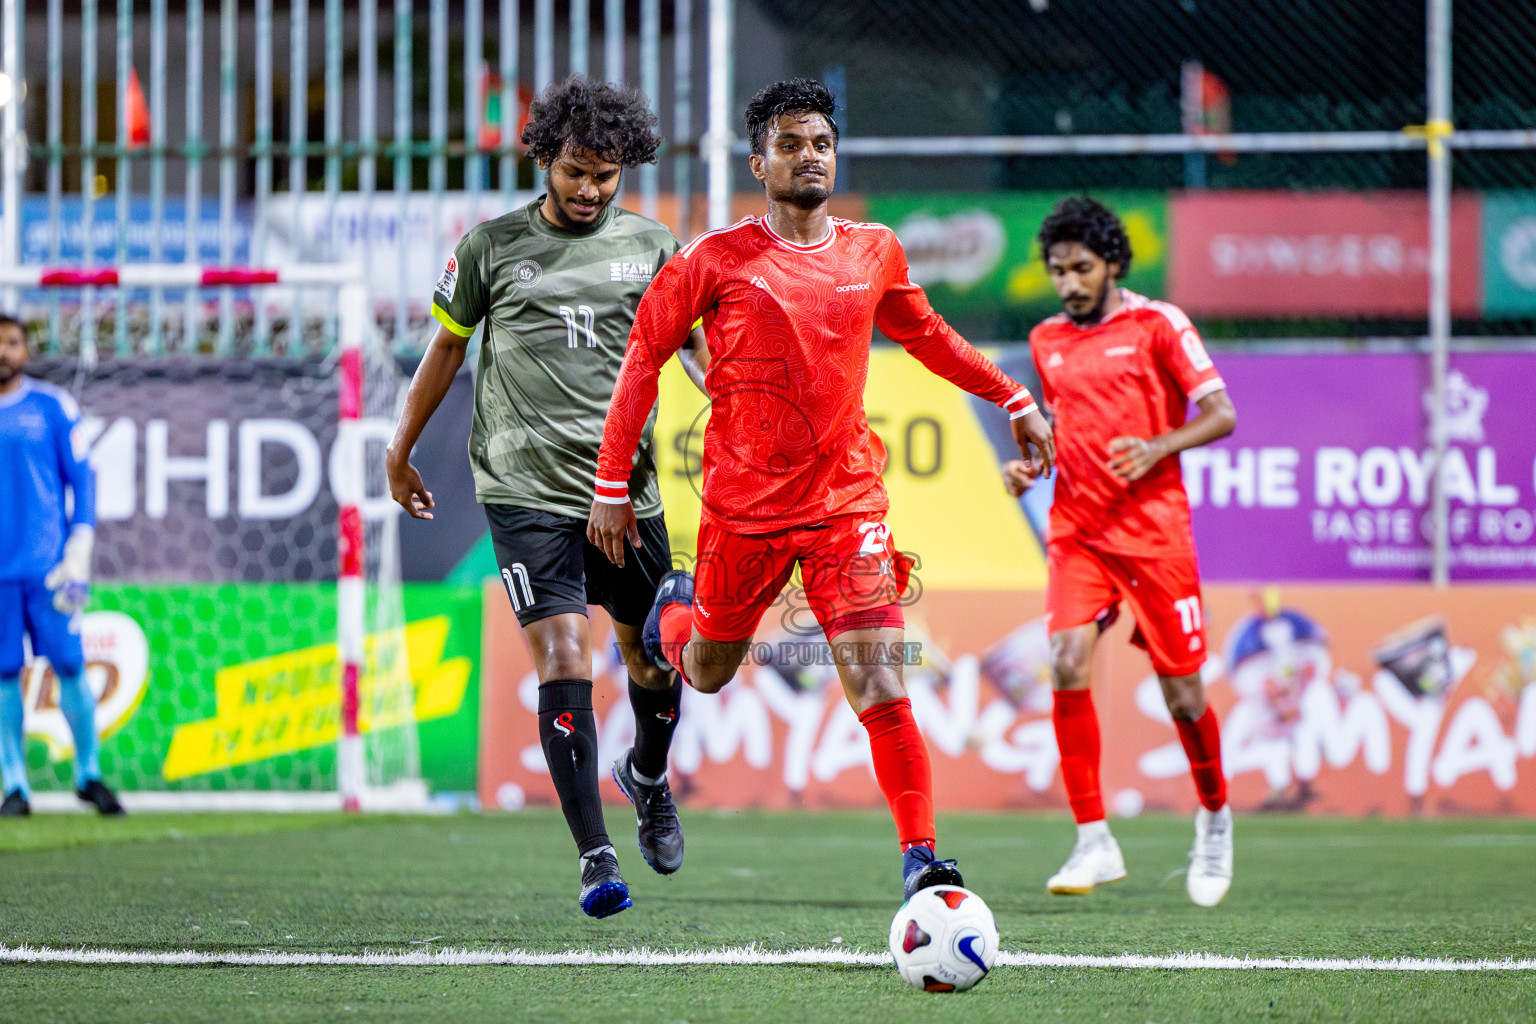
[1181,60,1233,165]
[126,68,151,149]
[478,70,534,151]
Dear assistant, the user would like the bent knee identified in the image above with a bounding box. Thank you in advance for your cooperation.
[686,669,731,695]
[628,662,672,690]
[1164,690,1207,721]
[1160,675,1207,720]
[1052,652,1091,689]
[540,647,590,681]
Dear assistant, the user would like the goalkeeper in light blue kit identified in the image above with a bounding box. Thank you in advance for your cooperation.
[0,315,123,816]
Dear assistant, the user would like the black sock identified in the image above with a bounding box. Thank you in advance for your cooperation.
[537,679,610,857]
[628,675,682,781]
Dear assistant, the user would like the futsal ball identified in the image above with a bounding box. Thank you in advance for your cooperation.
[888,885,999,992]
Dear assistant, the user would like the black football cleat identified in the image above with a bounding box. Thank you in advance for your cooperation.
[903,845,964,900]
[77,779,126,816]
[612,748,684,875]
[642,570,694,672]
[579,848,633,919]
[0,789,31,817]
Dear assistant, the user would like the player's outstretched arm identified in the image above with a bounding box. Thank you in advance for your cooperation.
[1107,388,1236,482]
[874,238,1048,469]
[386,324,470,519]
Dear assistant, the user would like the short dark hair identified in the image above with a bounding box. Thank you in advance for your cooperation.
[0,314,25,344]
[520,75,662,167]
[1038,196,1133,279]
[744,78,838,157]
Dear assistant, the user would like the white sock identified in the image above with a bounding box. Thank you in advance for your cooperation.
[580,844,615,869]
[631,765,666,788]
[1077,819,1111,843]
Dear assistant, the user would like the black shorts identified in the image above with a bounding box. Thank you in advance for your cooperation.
[484,503,673,628]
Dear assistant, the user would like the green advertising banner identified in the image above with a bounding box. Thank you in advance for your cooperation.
[1483,192,1536,317]
[865,191,1168,321]
[18,584,481,796]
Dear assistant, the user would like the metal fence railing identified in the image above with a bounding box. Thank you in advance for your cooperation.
[4,0,1536,581]
[0,0,708,357]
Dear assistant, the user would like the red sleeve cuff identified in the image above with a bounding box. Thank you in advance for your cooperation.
[594,477,630,505]
[1003,388,1038,419]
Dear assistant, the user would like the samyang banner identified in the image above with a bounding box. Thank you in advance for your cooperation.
[479,587,1536,818]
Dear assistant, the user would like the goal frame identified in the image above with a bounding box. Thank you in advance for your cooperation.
[0,263,378,812]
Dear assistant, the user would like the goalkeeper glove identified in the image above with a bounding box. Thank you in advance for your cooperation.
[44,525,94,615]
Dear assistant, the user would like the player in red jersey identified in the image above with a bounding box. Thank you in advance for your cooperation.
[1003,196,1238,906]
[588,79,1054,899]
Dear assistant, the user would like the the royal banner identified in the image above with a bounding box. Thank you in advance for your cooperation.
[1187,352,1536,581]
[1169,191,1482,317]
[479,586,1536,817]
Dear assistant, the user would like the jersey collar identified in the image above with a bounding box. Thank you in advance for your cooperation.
[527,194,617,239]
[1063,288,1136,331]
[0,376,32,409]
[757,215,836,253]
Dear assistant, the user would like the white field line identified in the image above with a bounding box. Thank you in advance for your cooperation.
[1,945,1533,972]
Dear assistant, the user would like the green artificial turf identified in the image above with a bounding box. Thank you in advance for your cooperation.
[1,810,1533,1023]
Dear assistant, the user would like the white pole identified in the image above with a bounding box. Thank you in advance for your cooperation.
[336,279,368,812]
[0,0,20,314]
[705,0,731,229]
[639,0,659,220]
[1427,0,1452,588]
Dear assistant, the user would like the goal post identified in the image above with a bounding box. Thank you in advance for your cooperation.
[0,263,426,813]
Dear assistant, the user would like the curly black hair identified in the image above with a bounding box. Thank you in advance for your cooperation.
[1037,195,1133,278]
[520,75,662,167]
[744,78,838,156]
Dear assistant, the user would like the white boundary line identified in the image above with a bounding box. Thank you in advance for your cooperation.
[2,945,1532,972]
[26,784,436,814]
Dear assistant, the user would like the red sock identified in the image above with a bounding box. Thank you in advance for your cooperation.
[857,697,935,850]
[1052,689,1105,824]
[659,602,693,685]
[1176,706,1227,811]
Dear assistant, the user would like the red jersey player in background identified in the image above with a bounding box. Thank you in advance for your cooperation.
[589,79,1054,900]
[1004,196,1238,907]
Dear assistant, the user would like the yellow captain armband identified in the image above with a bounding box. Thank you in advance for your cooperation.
[692,318,704,331]
[431,305,476,339]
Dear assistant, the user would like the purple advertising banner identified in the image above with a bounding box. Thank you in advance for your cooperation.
[1186,352,1536,581]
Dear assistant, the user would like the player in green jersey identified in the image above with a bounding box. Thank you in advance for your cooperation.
[386,75,707,919]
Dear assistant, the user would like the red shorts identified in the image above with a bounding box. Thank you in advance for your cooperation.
[1046,538,1208,677]
[691,512,911,643]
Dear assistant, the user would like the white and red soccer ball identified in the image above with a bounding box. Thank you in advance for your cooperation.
[888,885,999,992]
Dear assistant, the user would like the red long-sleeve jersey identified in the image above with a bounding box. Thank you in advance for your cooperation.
[1029,289,1227,556]
[595,216,1035,532]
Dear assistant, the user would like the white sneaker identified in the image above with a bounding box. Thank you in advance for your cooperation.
[1047,830,1127,895]
[1187,805,1234,907]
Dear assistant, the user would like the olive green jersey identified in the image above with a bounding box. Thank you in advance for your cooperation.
[432,197,678,519]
